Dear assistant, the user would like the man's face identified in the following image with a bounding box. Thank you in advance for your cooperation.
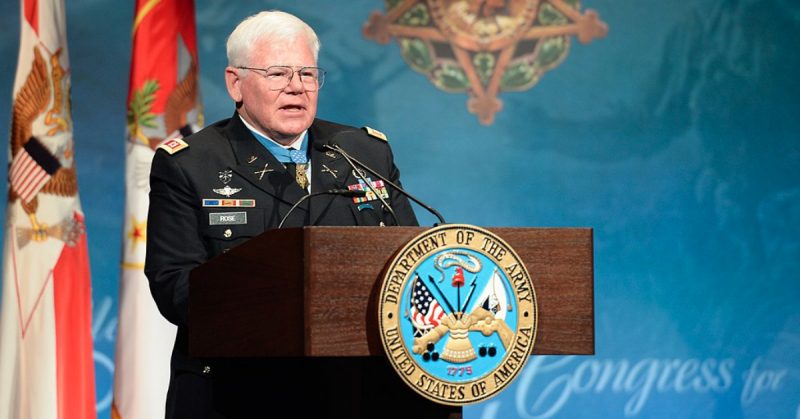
[225,37,318,145]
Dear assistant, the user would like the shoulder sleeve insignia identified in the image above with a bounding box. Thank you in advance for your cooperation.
[157,137,189,155]
[362,126,388,142]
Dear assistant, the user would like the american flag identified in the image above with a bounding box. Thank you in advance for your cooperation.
[9,136,60,204]
[408,275,446,336]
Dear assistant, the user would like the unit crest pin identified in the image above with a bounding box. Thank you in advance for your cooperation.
[219,169,233,184]
[214,169,242,197]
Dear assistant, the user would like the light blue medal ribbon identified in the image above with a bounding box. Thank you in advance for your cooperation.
[246,127,309,188]
[289,148,308,164]
[249,129,308,164]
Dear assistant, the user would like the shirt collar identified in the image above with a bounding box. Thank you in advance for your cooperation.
[239,114,308,163]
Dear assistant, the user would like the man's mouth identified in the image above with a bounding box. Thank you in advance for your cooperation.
[280,104,305,112]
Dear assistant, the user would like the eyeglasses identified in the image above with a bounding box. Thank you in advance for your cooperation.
[238,65,326,91]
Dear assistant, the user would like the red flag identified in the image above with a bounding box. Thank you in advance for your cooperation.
[113,0,203,417]
[0,1,96,418]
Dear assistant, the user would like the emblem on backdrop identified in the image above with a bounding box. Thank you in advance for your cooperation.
[363,0,608,125]
[378,224,537,405]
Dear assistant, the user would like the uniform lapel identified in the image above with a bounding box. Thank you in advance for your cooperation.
[224,114,309,220]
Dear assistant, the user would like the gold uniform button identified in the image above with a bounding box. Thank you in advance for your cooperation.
[223,228,232,238]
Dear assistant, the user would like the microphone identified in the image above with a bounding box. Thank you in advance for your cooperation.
[277,188,367,229]
[314,136,447,226]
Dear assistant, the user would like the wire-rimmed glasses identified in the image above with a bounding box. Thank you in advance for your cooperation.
[238,65,326,91]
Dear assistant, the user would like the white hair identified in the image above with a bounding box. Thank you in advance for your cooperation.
[226,10,320,66]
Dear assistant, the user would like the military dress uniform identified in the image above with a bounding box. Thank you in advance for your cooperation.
[145,114,420,418]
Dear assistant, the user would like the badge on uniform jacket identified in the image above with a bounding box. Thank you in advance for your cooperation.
[213,169,243,197]
[208,212,247,225]
[213,185,242,197]
[202,199,255,208]
[347,178,389,203]
[157,137,189,154]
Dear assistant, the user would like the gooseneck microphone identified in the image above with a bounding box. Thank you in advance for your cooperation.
[277,189,367,229]
[321,142,399,226]
[314,137,447,226]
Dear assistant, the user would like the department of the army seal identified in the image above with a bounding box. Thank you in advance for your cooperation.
[378,224,538,405]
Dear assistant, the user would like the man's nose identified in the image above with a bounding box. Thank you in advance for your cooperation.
[284,71,305,93]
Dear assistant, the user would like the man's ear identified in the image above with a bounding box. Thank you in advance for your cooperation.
[225,66,243,103]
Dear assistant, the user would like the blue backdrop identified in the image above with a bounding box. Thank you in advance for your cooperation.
[1,0,798,417]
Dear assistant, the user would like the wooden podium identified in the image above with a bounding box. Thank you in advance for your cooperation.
[189,226,593,416]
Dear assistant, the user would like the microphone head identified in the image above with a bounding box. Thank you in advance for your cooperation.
[329,188,367,197]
